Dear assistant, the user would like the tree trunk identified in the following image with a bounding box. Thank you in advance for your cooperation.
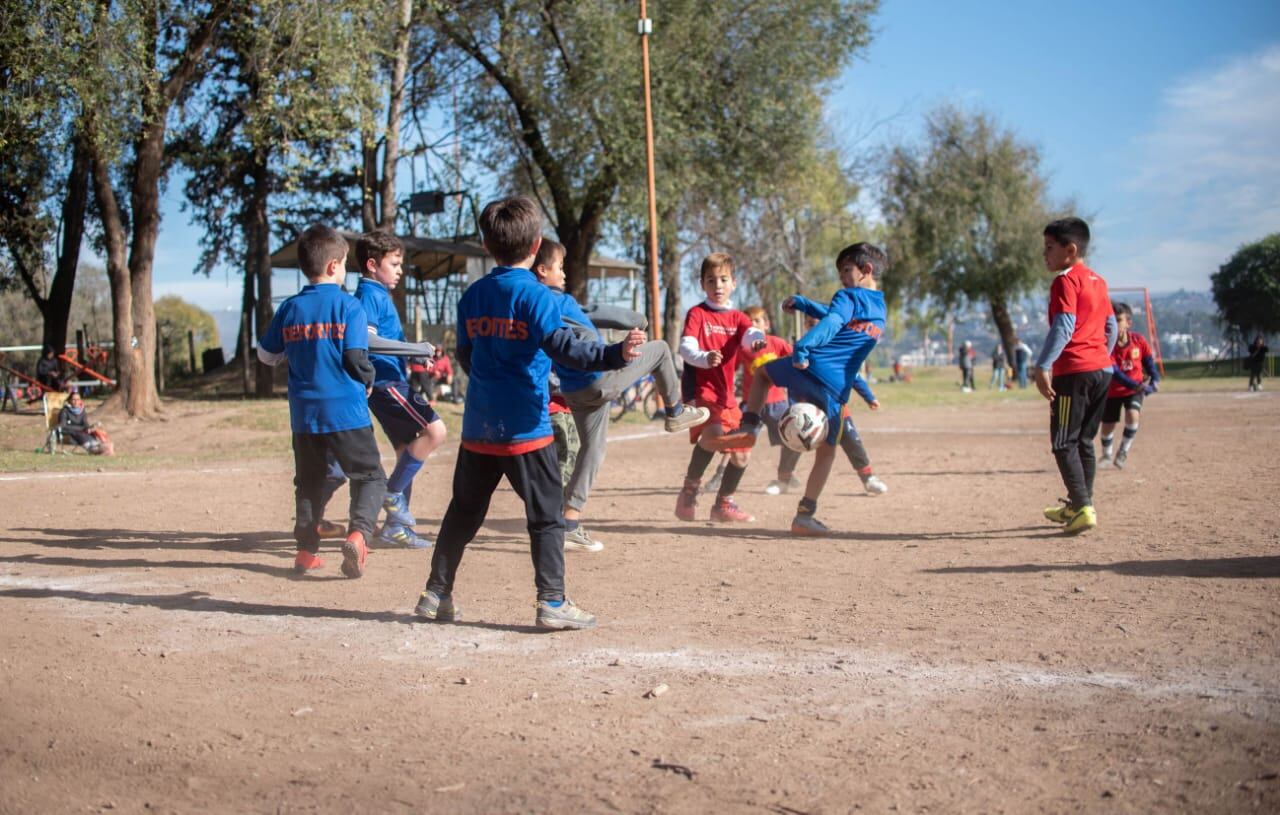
[89,152,138,408]
[658,206,682,352]
[249,145,274,397]
[236,266,254,361]
[989,294,1018,377]
[360,129,378,232]
[381,0,413,322]
[42,134,91,354]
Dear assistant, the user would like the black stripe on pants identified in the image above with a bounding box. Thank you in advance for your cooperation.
[1048,369,1110,509]
[426,443,566,603]
[292,427,386,552]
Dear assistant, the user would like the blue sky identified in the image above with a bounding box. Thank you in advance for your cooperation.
[149,0,1280,325]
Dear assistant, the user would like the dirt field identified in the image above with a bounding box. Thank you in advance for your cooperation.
[1,387,1277,813]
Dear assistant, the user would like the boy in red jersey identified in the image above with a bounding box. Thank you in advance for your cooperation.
[675,253,765,522]
[1100,301,1160,469]
[1034,218,1118,535]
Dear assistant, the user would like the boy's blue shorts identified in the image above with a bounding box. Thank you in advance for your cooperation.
[761,358,843,446]
[369,381,441,446]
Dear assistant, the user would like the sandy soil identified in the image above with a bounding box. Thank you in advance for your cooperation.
[1,388,1277,814]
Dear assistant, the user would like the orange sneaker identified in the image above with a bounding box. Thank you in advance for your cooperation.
[341,531,368,579]
[710,497,754,523]
[293,550,325,574]
[316,519,346,539]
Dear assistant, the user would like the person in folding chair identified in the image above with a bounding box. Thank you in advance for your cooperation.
[53,391,113,455]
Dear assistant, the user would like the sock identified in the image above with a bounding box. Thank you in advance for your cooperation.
[797,497,817,516]
[665,403,683,418]
[387,450,424,495]
[545,599,564,608]
[717,462,747,500]
[565,518,580,532]
[1101,433,1114,455]
[1120,424,1138,453]
[403,479,413,506]
[686,444,715,481]
[857,465,873,483]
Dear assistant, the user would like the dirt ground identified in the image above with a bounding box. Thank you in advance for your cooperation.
[1,387,1277,814]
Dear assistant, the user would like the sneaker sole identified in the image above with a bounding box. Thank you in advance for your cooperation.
[414,606,458,622]
[664,408,711,433]
[563,541,604,552]
[790,525,828,536]
[536,616,597,630]
[1064,521,1097,535]
[340,541,366,578]
[711,513,755,523]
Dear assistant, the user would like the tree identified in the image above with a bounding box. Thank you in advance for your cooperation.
[882,106,1056,366]
[1212,234,1280,340]
[82,0,233,417]
[154,295,219,379]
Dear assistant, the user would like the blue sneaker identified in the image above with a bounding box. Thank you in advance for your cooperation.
[383,491,416,527]
[376,523,432,549]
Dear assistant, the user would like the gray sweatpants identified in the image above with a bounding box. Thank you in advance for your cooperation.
[560,340,679,512]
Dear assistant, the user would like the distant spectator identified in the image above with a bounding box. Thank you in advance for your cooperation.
[990,342,1007,390]
[59,391,113,455]
[1246,335,1269,392]
[958,340,975,391]
[36,348,64,392]
[1014,339,1031,388]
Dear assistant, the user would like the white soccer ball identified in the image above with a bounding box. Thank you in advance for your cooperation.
[778,402,828,453]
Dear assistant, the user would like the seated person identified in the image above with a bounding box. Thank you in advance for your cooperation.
[59,391,114,455]
[426,346,458,402]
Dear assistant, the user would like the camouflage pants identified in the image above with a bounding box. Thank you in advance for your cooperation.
[550,411,579,491]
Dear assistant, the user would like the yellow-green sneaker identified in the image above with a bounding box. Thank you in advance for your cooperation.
[1063,505,1097,535]
[1044,499,1075,524]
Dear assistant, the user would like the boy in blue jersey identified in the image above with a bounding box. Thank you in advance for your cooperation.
[412,196,643,630]
[258,224,386,577]
[354,230,447,549]
[532,238,709,552]
[714,242,888,536]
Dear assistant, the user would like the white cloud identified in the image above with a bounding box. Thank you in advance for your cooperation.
[1105,44,1280,291]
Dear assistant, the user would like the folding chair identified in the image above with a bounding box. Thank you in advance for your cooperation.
[40,391,71,454]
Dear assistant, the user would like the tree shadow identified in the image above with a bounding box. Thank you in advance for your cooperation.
[888,468,1050,477]
[5,527,296,553]
[0,552,299,579]
[585,521,1060,543]
[922,556,1280,579]
[0,587,554,633]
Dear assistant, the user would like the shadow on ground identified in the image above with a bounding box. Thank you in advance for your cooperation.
[923,556,1280,579]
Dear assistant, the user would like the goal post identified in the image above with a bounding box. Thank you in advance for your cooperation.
[1109,286,1165,377]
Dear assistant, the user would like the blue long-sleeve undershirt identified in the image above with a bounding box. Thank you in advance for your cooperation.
[1036,313,1117,371]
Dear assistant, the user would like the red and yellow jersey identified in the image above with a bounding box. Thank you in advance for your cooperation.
[740,334,792,405]
[1048,262,1111,376]
[1108,331,1153,398]
[682,303,754,408]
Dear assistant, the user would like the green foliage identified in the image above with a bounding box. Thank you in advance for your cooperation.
[1212,234,1280,338]
[155,295,220,377]
[881,106,1054,310]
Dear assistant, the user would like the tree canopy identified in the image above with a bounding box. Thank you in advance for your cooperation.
[1212,234,1280,339]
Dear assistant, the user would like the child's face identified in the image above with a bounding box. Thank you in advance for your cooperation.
[1116,312,1132,332]
[535,253,566,289]
[368,250,404,290]
[701,266,736,305]
[1042,236,1075,272]
[750,312,770,332]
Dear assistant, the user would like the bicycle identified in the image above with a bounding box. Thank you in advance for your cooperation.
[608,374,663,423]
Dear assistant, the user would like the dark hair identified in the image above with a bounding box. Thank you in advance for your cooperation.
[1043,217,1090,257]
[1112,301,1133,319]
[533,237,566,273]
[836,242,888,280]
[699,252,735,282]
[357,230,403,274]
[298,224,349,279]
[479,196,543,265]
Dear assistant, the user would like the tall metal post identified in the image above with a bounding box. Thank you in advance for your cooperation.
[639,2,661,339]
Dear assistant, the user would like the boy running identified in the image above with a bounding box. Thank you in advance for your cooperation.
[413,196,642,630]
[1100,301,1159,469]
[1035,217,1117,534]
[258,224,385,578]
[674,253,765,523]
[354,230,447,548]
[714,242,888,534]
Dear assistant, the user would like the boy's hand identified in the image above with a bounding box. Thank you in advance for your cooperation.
[868,399,880,411]
[1034,368,1055,400]
[750,339,766,353]
[781,296,798,312]
[622,329,646,361]
[707,349,724,367]
[792,357,809,370]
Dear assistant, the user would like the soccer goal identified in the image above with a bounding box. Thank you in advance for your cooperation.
[1109,287,1165,377]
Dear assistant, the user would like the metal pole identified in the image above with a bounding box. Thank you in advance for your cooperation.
[639,1,662,340]
[188,329,197,374]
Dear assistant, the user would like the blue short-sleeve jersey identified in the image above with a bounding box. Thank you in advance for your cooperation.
[259,283,371,434]
[353,277,407,384]
[551,291,603,394]
[792,287,886,403]
[457,266,563,445]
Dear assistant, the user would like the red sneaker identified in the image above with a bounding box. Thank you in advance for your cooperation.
[675,488,698,522]
[316,519,346,540]
[293,550,325,574]
[710,497,755,523]
[341,531,368,579]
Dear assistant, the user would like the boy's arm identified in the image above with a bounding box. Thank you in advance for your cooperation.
[257,308,286,367]
[852,374,877,406]
[541,327,630,372]
[1111,368,1142,390]
[792,291,856,367]
[783,295,828,320]
[678,309,715,368]
[1034,313,1075,371]
[342,301,375,387]
[1104,313,1118,354]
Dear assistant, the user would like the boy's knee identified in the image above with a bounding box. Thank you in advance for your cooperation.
[729,451,750,467]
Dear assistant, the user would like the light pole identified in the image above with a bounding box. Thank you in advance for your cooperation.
[639,1,661,339]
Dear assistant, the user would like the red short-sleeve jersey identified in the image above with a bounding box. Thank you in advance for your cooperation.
[1108,331,1152,398]
[683,303,754,408]
[1048,262,1112,376]
[740,334,792,405]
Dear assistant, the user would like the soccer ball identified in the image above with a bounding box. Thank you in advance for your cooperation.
[778,402,828,453]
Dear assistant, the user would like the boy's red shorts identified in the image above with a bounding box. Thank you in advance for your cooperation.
[689,400,752,453]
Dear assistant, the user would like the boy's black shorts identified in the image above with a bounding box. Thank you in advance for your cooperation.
[1049,369,1110,452]
[369,381,441,446]
[1102,392,1144,424]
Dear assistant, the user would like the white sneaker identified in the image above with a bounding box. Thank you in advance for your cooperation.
[564,525,604,552]
[764,480,783,495]
[764,476,801,495]
[864,475,888,495]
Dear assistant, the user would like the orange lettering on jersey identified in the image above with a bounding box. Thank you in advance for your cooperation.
[845,320,883,339]
[467,316,530,341]
[283,322,346,343]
